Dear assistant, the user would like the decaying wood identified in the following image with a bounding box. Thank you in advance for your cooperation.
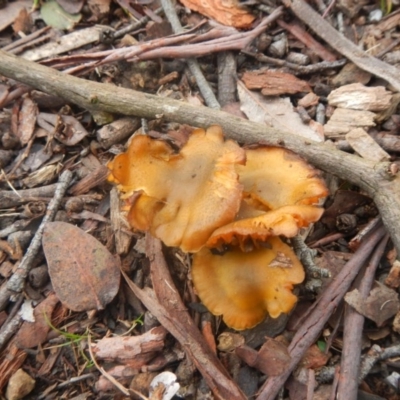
[110,188,132,255]
[122,236,247,400]
[93,326,167,367]
[324,108,376,137]
[68,165,109,196]
[0,183,57,208]
[1,50,399,258]
[96,117,141,149]
[345,128,390,162]
[241,70,311,96]
[327,83,393,112]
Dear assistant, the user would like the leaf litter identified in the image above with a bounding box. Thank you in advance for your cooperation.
[1,0,400,399]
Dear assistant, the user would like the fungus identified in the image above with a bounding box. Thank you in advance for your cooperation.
[207,205,324,251]
[237,147,328,210]
[206,146,327,251]
[192,237,305,330]
[108,126,328,330]
[107,125,246,252]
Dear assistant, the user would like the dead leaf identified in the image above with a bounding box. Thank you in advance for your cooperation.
[18,97,38,145]
[345,281,400,326]
[42,222,120,311]
[15,293,59,349]
[236,338,291,376]
[37,113,88,145]
[242,70,311,96]
[178,0,255,28]
[87,0,111,19]
[299,344,330,369]
[40,0,81,30]
[12,7,33,34]
[321,190,372,230]
[0,0,31,32]
[238,81,324,142]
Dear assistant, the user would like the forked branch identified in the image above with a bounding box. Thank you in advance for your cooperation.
[0,50,399,254]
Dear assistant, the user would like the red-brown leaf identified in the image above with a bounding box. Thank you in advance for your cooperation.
[15,293,59,349]
[42,221,120,311]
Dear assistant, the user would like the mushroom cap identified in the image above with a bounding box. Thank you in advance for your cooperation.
[207,205,324,251]
[237,146,328,210]
[192,236,305,330]
[107,126,246,252]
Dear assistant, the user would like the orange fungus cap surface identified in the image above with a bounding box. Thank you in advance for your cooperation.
[107,126,245,252]
[192,237,305,330]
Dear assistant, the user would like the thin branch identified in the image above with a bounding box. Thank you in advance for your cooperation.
[121,235,247,400]
[256,223,386,400]
[336,234,389,400]
[160,0,220,109]
[0,170,73,311]
[282,0,400,92]
[0,50,400,257]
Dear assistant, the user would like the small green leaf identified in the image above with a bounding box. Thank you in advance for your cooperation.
[317,340,326,352]
[40,1,81,30]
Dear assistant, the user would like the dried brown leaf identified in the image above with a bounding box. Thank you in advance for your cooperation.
[236,338,291,376]
[345,281,400,326]
[18,97,38,145]
[15,293,59,349]
[37,113,88,145]
[0,0,31,32]
[178,0,255,28]
[299,344,330,369]
[42,222,120,311]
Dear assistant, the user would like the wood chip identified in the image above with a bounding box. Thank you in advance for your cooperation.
[327,83,392,112]
[345,128,390,162]
[21,25,107,61]
[324,107,376,137]
[242,70,311,96]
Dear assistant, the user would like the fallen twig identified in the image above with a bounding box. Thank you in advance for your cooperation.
[256,223,386,400]
[0,170,72,311]
[282,0,400,92]
[336,234,389,399]
[1,50,399,258]
[160,0,220,109]
[242,50,347,75]
[0,295,24,351]
[121,235,247,400]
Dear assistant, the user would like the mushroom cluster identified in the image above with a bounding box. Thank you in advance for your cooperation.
[108,126,328,330]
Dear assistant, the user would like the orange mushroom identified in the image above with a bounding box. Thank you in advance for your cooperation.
[107,125,246,252]
[207,205,324,251]
[192,237,305,330]
[206,146,328,251]
[237,146,328,210]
